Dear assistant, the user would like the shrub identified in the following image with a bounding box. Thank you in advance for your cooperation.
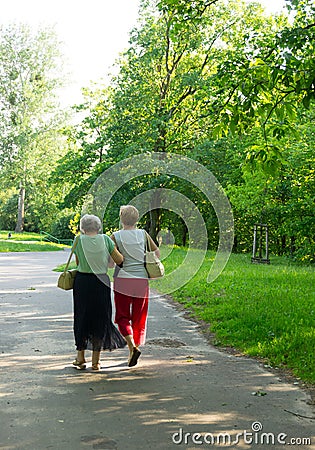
[50,214,75,240]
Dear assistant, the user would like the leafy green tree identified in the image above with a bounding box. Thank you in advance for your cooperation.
[52,0,314,261]
[215,0,315,172]
[0,24,67,231]
[50,86,115,212]
[226,105,315,261]
[98,0,284,238]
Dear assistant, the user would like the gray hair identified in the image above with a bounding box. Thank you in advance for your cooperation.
[80,214,102,233]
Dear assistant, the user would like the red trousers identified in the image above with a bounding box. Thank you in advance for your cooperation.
[113,278,149,346]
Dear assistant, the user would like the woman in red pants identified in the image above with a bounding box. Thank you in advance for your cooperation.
[111,205,160,367]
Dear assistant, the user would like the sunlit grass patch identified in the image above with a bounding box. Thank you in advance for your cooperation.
[0,230,43,241]
[0,230,67,252]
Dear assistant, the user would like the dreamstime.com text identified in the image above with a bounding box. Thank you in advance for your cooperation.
[171,422,312,446]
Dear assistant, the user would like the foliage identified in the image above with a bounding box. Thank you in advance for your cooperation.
[0,192,18,230]
[54,1,288,232]
[0,23,69,232]
[224,108,315,261]
[7,0,314,263]
[50,212,77,240]
[211,0,315,172]
[69,212,81,236]
[49,86,115,211]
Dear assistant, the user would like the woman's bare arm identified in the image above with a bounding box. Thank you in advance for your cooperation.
[109,235,120,267]
[110,247,124,265]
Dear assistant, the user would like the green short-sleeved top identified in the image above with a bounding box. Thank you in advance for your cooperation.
[73,234,115,274]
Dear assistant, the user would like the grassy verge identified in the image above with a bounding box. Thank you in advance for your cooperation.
[154,247,315,384]
[0,230,68,252]
[53,261,77,272]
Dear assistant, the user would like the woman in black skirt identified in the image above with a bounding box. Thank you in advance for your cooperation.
[72,214,126,370]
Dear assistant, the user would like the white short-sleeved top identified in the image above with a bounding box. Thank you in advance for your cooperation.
[113,229,147,279]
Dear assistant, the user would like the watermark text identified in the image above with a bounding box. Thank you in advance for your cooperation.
[171,423,312,446]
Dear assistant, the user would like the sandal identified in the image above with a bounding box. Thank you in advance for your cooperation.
[72,359,86,370]
[92,363,101,371]
[128,347,141,367]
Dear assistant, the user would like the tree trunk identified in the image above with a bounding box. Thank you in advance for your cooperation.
[281,235,286,255]
[290,236,296,256]
[148,189,162,243]
[149,208,161,244]
[15,182,25,232]
[182,222,188,247]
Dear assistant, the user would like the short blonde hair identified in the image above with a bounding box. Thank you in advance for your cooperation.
[80,214,102,233]
[120,205,139,226]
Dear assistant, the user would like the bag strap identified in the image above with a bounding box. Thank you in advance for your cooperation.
[144,230,152,252]
[63,236,79,273]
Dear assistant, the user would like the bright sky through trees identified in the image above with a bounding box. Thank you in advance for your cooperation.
[0,0,286,106]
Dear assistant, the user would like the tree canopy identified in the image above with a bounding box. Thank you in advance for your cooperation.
[0,24,69,232]
[1,0,314,262]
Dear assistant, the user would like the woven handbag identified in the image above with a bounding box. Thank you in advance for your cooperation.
[144,231,164,279]
[57,238,78,290]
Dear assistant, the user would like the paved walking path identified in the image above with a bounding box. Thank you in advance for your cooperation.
[0,252,314,449]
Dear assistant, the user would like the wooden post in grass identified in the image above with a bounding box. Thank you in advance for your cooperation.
[265,225,269,261]
[252,226,257,259]
[251,223,270,264]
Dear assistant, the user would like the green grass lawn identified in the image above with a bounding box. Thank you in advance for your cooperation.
[0,230,68,252]
[154,247,315,384]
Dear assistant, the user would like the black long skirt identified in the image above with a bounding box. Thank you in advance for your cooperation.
[73,272,126,351]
